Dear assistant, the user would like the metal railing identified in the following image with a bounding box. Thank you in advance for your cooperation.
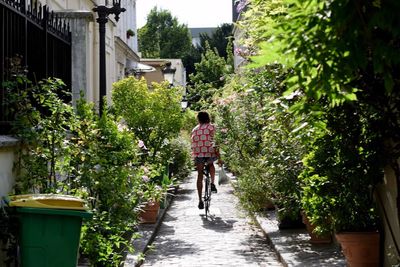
[0,0,71,133]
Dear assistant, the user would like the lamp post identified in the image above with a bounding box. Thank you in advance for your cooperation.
[161,62,176,87]
[93,0,126,116]
[181,95,188,111]
[161,62,187,111]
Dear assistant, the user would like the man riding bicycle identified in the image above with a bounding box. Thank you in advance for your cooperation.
[191,111,222,210]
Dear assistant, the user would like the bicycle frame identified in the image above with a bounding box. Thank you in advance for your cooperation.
[203,163,211,218]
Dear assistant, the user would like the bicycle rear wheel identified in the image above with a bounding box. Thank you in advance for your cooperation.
[204,177,211,218]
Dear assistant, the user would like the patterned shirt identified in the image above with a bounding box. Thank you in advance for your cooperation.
[191,123,217,158]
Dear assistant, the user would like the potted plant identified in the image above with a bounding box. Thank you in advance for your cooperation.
[138,166,165,224]
[126,29,135,39]
[300,210,332,244]
[300,103,384,266]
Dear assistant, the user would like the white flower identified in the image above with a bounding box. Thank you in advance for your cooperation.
[138,140,147,150]
[142,175,150,182]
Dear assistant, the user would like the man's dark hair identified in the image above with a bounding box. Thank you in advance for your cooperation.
[197,111,210,124]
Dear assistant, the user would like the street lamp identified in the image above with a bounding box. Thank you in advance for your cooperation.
[161,62,176,86]
[181,95,188,111]
[93,0,126,116]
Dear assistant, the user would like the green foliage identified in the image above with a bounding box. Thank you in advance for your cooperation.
[0,207,18,267]
[8,78,76,193]
[190,43,230,87]
[5,76,174,266]
[196,23,234,60]
[182,46,202,79]
[80,212,135,266]
[235,0,285,61]
[126,29,135,38]
[239,0,400,235]
[300,102,385,233]
[247,0,400,111]
[180,109,198,135]
[188,43,232,110]
[214,65,308,219]
[138,7,192,58]
[167,136,193,182]
[183,24,234,81]
[112,77,184,165]
[70,99,141,217]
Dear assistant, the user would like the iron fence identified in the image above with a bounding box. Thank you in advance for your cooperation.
[0,0,71,133]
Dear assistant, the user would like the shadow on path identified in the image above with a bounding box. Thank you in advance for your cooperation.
[173,188,195,202]
[143,237,196,263]
[200,215,237,233]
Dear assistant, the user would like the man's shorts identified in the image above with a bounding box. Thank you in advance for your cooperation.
[194,157,218,165]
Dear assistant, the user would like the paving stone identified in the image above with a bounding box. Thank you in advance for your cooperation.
[124,168,347,267]
[139,171,283,267]
[255,211,346,267]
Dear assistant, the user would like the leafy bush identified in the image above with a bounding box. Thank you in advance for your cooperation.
[8,78,76,193]
[168,136,193,182]
[180,109,198,135]
[300,103,384,233]
[188,42,232,111]
[214,66,309,219]
[68,99,144,265]
[112,77,184,166]
[237,0,398,237]
[6,77,171,266]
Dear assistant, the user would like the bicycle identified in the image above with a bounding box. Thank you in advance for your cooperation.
[203,163,212,219]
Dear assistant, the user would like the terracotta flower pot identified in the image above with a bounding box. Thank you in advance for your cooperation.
[264,199,275,210]
[139,202,160,224]
[301,212,332,244]
[335,231,380,267]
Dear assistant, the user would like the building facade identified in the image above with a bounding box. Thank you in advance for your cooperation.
[0,0,140,225]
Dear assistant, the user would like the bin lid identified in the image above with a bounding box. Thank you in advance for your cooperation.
[9,194,88,210]
[15,207,93,219]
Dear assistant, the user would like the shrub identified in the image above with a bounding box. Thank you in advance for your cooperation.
[214,66,309,220]
[8,78,76,193]
[6,78,167,266]
[300,103,384,234]
[168,136,193,182]
[112,77,184,166]
[57,98,144,266]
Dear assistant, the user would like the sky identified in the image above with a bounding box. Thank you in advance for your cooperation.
[136,0,233,28]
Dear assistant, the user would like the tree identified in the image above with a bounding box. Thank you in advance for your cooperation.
[182,46,202,80]
[197,23,233,60]
[184,23,234,85]
[243,0,400,235]
[112,77,184,163]
[188,42,232,110]
[138,7,192,59]
[248,0,400,108]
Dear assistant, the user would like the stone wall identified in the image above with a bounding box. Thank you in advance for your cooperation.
[0,136,18,265]
[0,136,18,198]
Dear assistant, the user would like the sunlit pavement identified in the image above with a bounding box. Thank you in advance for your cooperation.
[125,167,347,267]
[137,170,283,267]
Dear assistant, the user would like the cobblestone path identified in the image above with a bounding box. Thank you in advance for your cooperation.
[140,171,283,267]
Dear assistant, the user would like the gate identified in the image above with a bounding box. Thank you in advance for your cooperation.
[0,0,71,133]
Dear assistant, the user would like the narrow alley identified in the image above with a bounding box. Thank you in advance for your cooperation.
[137,172,283,267]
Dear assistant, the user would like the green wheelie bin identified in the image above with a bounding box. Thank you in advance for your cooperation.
[9,194,92,267]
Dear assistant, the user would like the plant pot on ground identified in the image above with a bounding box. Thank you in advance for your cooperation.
[139,201,160,224]
[277,204,304,230]
[301,211,332,244]
[264,199,275,211]
[299,103,385,266]
[277,214,304,229]
[335,232,380,267]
